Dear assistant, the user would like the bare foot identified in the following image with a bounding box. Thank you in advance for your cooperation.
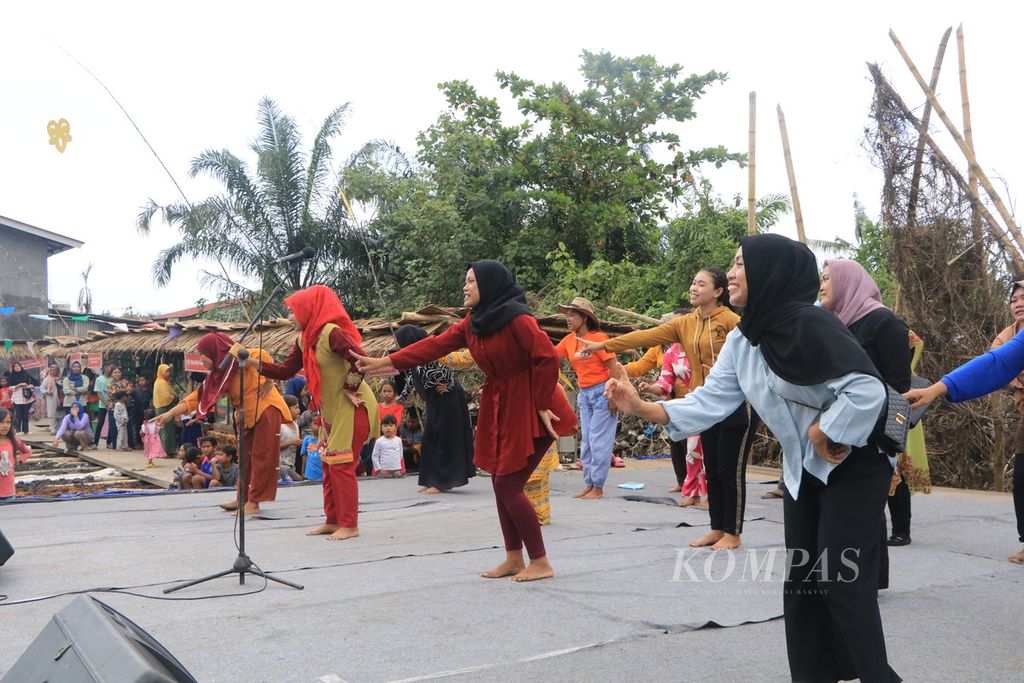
[690,530,725,548]
[582,488,604,500]
[697,500,710,509]
[678,496,700,507]
[573,487,594,499]
[481,558,525,578]
[422,487,442,494]
[710,533,741,551]
[219,500,239,511]
[306,524,339,536]
[232,504,261,517]
[327,527,360,541]
[511,558,555,582]
[418,487,429,493]
[1009,549,1024,564]
[667,485,682,493]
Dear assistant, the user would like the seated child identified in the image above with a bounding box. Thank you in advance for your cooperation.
[279,395,303,483]
[371,414,404,476]
[211,445,238,488]
[0,408,32,502]
[190,436,220,489]
[179,445,207,490]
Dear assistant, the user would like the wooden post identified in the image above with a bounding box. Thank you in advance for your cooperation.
[957,23,986,275]
[890,28,1024,255]
[748,92,757,235]
[868,64,1024,272]
[777,105,806,244]
[907,27,952,224]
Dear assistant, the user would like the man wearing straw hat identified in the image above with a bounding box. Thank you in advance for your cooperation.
[554,297,619,500]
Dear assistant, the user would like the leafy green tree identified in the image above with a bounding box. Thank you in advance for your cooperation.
[137,97,384,314]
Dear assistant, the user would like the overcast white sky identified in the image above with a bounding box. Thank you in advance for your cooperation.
[1,1,1020,316]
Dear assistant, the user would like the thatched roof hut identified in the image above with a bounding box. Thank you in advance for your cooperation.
[33,305,644,361]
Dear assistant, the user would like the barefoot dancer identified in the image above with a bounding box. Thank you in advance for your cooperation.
[259,285,378,540]
[154,333,293,516]
[607,235,899,682]
[579,268,759,550]
[356,261,576,582]
[553,297,618,500]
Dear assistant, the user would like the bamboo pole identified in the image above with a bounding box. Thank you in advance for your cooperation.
[748,92,757,235]
[867,64,1024,272]
[890,28,1024,254]
[604,306,660,325]
[776,105,806,243]
[957,23,985,272]
[907,27,952,224]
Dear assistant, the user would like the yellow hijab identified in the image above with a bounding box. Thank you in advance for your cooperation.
[153,364,176,408]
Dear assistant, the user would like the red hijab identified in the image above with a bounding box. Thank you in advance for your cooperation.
[195,332,237,418]
[283,285,362,409]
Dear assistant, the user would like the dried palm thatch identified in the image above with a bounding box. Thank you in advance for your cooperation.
[866,62,1016,490]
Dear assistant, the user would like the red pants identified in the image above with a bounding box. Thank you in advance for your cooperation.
[492,437,552,560]
[323,407,369,528]
[241,408,283,504]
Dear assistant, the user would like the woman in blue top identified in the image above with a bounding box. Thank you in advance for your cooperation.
[606,234,899,683]
[906,328,1024,565]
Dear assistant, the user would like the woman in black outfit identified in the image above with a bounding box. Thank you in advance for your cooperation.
[394,325,475,493]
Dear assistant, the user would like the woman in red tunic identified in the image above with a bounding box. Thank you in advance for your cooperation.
[261,285,378,541]
[356,260,576,582]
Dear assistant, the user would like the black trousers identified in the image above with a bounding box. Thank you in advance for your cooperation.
[669,438,686,486]
[783,449,901,683]
[887,474,911,537]
[94,407,108,444]
[1015,453,1024,544]
[13,403,31,433]
[701,403,759,535]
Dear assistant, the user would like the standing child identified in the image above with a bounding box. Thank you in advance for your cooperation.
[141,409,163,467]
[554,297,619,500]
[0,408,32,502]
[377,380,404,425]
[371,414,404,476]
[112,392,130,451]
[301,424,323,482]
[0,378,12,411]
[279,395,303,482]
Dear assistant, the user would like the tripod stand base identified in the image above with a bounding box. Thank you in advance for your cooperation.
[163,552,304,594]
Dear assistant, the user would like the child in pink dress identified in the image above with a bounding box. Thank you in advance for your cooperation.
[655,344,707,507]
[141,409,164,468]
[1,408,32,501]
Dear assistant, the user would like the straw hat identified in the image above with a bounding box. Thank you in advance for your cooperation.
[556,297,600,328]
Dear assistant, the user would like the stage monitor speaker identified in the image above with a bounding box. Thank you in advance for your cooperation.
[1,595,197,683]
[0,530,12,567]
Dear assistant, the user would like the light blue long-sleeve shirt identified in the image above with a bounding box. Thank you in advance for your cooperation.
[659,329,888,499]
[941,327,1024,402]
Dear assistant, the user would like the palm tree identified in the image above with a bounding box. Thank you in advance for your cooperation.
[137,97,381,313]
[78,263,93,313]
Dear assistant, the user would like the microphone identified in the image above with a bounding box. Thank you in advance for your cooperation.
[272,246,315,265]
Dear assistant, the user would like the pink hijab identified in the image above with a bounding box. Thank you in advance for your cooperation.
[823,259,886,327]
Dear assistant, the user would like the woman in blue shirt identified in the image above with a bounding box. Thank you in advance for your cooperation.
[607,234,899,683]
[906,325,1024,565]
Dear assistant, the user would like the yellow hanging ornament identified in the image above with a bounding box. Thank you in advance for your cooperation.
[47,118,72,153]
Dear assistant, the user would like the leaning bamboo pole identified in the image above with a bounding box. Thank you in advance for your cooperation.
[957,23,985,272]
[868,64,1024,272]
[907,26,952,224]
[605,305,660,326]
[776,105,806,243]
[748,92,757,235]
[890,28,1024,255]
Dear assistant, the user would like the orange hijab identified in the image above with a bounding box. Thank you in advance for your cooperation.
[283,285,362,409]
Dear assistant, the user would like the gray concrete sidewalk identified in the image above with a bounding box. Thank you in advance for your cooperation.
[0,464,1021,682]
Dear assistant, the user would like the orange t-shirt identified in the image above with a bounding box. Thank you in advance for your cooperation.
[555,331,615,388]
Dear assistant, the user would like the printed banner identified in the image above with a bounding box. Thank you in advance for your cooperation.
[16,357,47,370]
[184,353,209,374]
[68,352,103,370]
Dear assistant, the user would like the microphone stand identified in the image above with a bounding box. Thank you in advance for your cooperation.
[165,276,303,593]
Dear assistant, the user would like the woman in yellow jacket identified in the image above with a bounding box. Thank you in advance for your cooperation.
[579,267,761,550]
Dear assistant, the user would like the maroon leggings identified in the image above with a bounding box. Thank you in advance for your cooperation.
[492,437,552,560]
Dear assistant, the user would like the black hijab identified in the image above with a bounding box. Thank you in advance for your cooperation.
[468,260,532,337]
[7,364,34,386]
[737,234,880,386]
[395,324,428,348]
